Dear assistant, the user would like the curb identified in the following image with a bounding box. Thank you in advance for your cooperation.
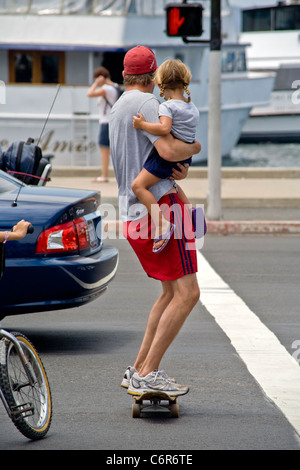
[206,220,300,235]
[51,166,300,179]
[103,220,300,236]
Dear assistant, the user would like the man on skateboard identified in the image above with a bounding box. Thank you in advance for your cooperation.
[109,46,201,397]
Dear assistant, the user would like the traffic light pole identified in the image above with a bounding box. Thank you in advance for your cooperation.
[181,0,222,220]
[207,0,222,220]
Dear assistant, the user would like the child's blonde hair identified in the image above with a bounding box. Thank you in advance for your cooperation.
[153,59,192,102]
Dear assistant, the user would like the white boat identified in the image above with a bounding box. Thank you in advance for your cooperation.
[0,0,274,165]
[238,1,300,143]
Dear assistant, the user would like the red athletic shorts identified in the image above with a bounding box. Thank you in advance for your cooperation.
[123,192,198,282]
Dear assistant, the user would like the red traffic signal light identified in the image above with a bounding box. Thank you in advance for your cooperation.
[166,3,203,37]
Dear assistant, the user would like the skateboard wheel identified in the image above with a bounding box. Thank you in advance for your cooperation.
[132,403,141,418]
[170,403,179,418]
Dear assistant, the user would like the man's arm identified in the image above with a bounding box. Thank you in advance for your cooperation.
[153,133,201,162]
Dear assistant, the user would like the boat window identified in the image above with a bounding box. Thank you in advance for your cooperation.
[236,51,246,72]
[41,54,60,83]
[14,53,33,83]
[222,50,246,73]
[222,52,235,73]
[9,51,65,84]
[242,8,272,32]
[242,5,300,32]
[275,6,300,31]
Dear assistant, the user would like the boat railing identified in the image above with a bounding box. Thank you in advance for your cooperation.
[0,0,231,16]
[0,0,167,15]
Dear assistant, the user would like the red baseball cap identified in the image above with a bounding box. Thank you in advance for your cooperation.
[124,46,157,75]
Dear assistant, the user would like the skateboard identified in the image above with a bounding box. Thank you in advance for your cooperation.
[131,391,180,418]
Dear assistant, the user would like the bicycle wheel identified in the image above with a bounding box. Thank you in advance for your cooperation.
[0,332,52,440]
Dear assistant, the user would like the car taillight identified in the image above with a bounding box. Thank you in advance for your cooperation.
[36,218,90,254]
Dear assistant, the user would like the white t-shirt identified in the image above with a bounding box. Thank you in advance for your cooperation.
[97,84,119,124]
[159,99,199,143]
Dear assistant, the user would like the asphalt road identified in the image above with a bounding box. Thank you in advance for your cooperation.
[1,234,300,453]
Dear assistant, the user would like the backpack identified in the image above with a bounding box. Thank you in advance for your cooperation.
[0,138,51,185]
[111,84,123,102]
[103,84,123,113]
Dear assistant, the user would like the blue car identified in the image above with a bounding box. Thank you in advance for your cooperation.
[0,170,119,318]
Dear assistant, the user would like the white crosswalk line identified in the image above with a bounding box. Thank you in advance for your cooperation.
[196,250,300,436]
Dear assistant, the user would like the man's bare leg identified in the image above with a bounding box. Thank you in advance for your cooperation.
[133,281,174,372]
[136,273,200,377]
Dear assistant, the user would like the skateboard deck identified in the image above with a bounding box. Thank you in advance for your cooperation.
[131,390,180,418]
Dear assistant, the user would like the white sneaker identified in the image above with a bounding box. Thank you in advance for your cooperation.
[128,370,189,397]
[158,369,176,383]
[121,366,175,389]
[121,366,137,389]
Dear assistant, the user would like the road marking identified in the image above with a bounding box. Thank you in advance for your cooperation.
[196,250,300,436]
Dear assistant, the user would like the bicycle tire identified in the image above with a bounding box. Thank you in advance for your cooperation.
[0,332,52,440]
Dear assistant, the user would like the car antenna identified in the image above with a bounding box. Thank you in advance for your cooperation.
[11,183,23,207]
[11,85,61,207]
[37,84,60,146]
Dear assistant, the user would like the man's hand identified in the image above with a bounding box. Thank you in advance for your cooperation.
[169,162,189,180]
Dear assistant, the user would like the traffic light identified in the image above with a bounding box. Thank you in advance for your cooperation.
[166,3,203,37]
